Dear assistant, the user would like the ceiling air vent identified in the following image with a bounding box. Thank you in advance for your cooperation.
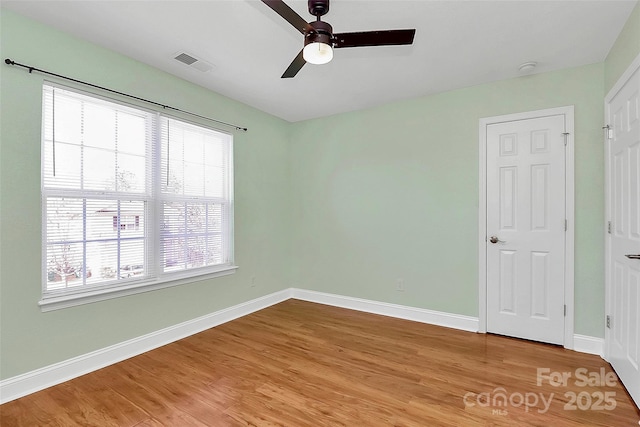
[173,52,214,72]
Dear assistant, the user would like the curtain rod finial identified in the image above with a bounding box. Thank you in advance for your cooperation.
[5,58,15,65]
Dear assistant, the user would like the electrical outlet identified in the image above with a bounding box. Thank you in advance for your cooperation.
[251,276,256,287]
[396,278,404,292]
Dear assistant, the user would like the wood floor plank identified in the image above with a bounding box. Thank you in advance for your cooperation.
[1,299,639,426]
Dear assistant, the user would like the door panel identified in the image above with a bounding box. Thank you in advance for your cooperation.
[499,250,516,313]
[607,64,640,408]
[530,251,549,318]
[486,115,566,345]
[500,167,516,229]
[531,165,549,231]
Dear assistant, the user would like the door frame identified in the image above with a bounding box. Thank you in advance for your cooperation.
[604,51,640,362]
[478,106,575,349]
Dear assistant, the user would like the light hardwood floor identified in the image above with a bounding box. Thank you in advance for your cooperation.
[1,299,639,426]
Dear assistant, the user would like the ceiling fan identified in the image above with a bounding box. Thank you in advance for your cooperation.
[261,0,416,78]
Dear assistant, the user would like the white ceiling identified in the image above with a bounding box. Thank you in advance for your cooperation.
[3,0,638,122]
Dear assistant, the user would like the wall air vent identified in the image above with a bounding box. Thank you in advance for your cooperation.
[173,52,215,72]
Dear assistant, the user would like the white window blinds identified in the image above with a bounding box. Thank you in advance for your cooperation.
[159,117,233,273]
[42,84,234,300]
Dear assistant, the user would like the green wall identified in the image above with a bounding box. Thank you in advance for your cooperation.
[287,1,640,339]
[1,3,639,381]
[289,64,606,336]
[0,9,291,380]
[605,1,640,93]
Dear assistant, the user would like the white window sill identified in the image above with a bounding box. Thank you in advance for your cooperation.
[39,266,238,312]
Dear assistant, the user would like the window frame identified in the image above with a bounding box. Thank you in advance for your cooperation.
[39,82,236,312]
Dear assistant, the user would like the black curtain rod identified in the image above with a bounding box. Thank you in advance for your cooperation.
[4,58,248,132]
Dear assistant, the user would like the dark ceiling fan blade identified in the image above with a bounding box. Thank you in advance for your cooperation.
[261,0,313,35]
[333,29,416,49]
[281,50,306,78]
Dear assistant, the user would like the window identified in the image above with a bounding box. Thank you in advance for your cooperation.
[113,215,140,231]
[41,84,234,307]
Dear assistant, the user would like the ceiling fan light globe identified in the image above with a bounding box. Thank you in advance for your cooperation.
[303,42,333,65]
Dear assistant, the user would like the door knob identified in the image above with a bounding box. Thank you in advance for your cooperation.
[625,254,640,259]
[489,236,505,244]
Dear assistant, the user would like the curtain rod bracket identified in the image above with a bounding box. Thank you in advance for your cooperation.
[4,58,248,132]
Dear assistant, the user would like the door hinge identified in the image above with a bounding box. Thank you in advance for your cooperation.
[606,315,611,329]
[564,304,567,316]
[562,132,569,146]
[607,221,612,234]
[564,219,567,231]
[603,125,613,140]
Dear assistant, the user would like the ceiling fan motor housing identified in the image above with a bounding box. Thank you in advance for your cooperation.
[305,20,333,47]
[308,0,329,17]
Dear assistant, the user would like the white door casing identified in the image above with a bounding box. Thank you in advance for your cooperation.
[479,106,575,348]
[605,52,640,408]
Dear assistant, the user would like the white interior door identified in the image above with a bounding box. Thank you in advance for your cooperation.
[486,114,567,345]
[606,60,640,408]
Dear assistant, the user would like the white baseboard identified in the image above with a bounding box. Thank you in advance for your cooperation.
[291,289,608,358]
[290,288,480,332]
[0,287,604,405]
[573,334,604,357]
[0,289,291,404]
